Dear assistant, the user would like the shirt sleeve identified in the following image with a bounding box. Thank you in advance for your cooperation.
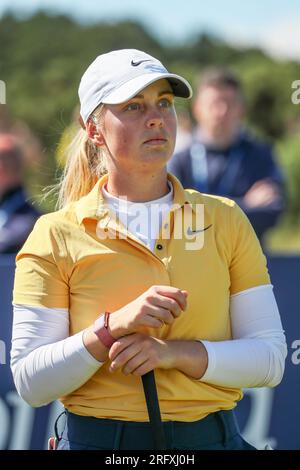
[13,215,70,308]
[229,202,270,295]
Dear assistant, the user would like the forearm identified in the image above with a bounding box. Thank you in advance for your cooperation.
[166,335,285,388]
[11,306,104,407]
[199,285,287,388]
[82,326,111,362]
[12,331,103,407]
[200,335,286,388]
[167,339,208,379]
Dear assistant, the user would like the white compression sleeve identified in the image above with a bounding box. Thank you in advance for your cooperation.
[199,285,287,388]
[10,305,103,407]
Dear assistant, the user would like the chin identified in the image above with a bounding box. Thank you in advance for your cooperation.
[144,149,171,161]
[140,154,169,170]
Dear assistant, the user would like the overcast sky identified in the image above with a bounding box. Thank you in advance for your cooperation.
[1,0,300,60]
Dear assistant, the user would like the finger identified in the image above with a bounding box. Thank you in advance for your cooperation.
[247,190,277,207]
[110,342,143,371]
[109,334,138,361]
[164,292,187,312]
[144,314,165,328]
[145,305,175,325]
[264,188,279,199]
[258,195,278,207]
[153,286,188,311]
[158,307,176,324]
[132,360,153,376]
[153,294,182,317]
[248,180,271,190]
[122,354,149,375]
[259,181,279,191]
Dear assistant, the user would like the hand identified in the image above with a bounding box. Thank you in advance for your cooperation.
[244,180,280,208]
[109,285,188,338]
[108,333,174,376]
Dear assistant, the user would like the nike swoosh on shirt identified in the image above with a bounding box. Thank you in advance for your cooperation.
[131,59,152,67]
[186,224,213,236]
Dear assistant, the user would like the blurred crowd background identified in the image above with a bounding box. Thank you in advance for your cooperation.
[1,3,300,252]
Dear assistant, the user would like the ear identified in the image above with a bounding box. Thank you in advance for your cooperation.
[86,118,105,147]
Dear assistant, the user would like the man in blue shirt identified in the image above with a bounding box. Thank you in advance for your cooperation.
[168,68,285,243]
[0,134,40,253]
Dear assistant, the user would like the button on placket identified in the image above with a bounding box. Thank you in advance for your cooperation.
[96,209,112,239]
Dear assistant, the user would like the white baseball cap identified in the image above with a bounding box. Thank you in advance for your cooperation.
[78,48,193,124]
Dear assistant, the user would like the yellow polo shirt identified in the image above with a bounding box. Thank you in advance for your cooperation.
[13,173,270,421]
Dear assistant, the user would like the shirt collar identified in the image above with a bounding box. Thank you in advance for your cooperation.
[102,180,174,213]
[75,172,196,225]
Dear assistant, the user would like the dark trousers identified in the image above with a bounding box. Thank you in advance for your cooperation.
[56,409,256,450]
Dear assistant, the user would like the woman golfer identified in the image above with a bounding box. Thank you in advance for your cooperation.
[11,49,287,450]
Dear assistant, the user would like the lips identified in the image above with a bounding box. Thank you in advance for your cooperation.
[143,136,168,144]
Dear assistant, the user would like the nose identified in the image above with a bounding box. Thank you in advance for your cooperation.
[146,110,164,128]
[214,101,228,118]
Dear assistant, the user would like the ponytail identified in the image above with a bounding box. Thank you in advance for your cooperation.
[56,105,107,209]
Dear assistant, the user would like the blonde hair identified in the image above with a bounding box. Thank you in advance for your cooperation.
[55,105,107,209]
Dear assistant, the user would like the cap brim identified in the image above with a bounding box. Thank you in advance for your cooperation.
[101,72,193,104]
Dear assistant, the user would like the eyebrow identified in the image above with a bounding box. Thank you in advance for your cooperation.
[133,90,174,99]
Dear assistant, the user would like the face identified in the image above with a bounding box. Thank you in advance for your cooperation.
[193,85,244,139]
[90,79,177,173]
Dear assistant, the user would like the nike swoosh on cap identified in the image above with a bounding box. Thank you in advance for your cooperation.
[131,59,153,67]
[186,224,213,236]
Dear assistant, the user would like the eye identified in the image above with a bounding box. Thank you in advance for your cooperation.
[124,102,142,111]
[158,97,173,109]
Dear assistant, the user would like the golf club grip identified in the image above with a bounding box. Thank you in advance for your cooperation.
[142,370,167,450]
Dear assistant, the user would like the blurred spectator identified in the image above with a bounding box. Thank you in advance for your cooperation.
[174,108,193,153]
[168,68,285,243]
[0,134,40,253]
[0,106,43,168]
